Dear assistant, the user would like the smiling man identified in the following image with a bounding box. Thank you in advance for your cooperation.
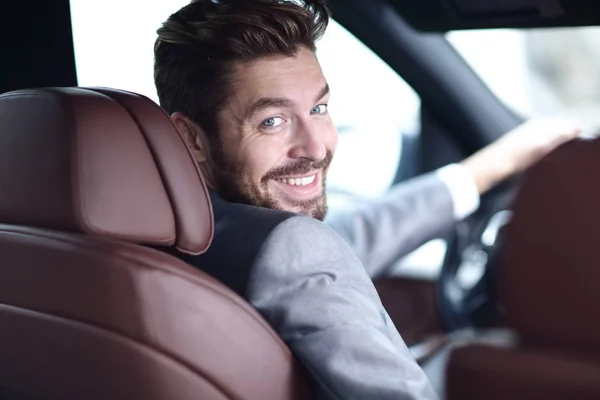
[204,50,335,220]
[154,1,579,398]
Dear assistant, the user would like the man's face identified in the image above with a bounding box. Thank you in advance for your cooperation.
[210,46,338,220]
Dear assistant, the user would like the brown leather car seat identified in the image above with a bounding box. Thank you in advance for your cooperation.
[446,137,600,400]
[0,87,311,400]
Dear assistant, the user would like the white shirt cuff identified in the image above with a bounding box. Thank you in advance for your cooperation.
[435,163,480,220]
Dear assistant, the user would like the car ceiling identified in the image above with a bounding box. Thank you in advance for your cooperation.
[387,0,600,31]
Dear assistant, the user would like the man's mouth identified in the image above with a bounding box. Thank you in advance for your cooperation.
[276,174,316,186]
[270,171,323,200]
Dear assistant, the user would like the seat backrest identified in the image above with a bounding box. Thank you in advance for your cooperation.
[446,137,600,400]
[0,87,311,400]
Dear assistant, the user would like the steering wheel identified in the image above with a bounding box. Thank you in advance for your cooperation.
[436,209,512,331]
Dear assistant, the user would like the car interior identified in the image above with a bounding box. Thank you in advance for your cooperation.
[3,0,600,399]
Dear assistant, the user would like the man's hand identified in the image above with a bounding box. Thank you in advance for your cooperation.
[461,116,582,194]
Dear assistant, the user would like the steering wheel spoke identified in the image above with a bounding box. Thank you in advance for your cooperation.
[437,210,512,331]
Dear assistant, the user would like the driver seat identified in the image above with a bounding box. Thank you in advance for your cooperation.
[0,87,311,399]
[445,137,600,399]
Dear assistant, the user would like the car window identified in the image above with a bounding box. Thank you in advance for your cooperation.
[69,0,189,98]
[447,27,600,133]
[316,21,420,210]
[69,1,420,212]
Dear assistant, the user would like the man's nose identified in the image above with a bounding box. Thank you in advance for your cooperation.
[289,119,327,161]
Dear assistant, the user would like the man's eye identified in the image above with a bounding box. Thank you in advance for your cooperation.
[261,117,284,128]
[311,104,328,115]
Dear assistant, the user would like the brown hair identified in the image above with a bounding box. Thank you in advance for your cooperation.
[154,0,330,139]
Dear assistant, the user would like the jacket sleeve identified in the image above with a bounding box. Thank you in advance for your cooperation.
[246,216,439,400]
[325,171,455,279]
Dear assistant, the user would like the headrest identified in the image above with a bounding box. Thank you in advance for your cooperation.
[0,87,213,255]
[499,136,600,349]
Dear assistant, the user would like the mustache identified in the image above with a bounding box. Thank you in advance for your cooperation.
[262,151,333,183]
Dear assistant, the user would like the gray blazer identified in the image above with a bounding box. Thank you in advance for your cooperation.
[245,172,455,399]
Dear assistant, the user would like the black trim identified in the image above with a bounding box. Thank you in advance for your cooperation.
[388,0,600,32]
[1,0,77,94]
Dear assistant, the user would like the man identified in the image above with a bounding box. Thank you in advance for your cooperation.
[154,1,580,398]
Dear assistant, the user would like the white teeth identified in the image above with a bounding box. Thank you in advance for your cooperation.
[277,175,316,186]
[301,175,315,185]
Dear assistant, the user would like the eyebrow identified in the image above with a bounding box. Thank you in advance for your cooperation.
[245,83,330,120]
[314,84,330,104]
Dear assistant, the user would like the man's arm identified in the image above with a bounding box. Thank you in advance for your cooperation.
[325,170,466,279]
[246,216,438,400]
[326,117,583,279]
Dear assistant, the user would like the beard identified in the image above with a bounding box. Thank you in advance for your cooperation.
[211,147,333,221]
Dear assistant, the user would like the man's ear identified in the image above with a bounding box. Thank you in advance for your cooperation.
[170,112,217,189]
[170,112,210,163]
